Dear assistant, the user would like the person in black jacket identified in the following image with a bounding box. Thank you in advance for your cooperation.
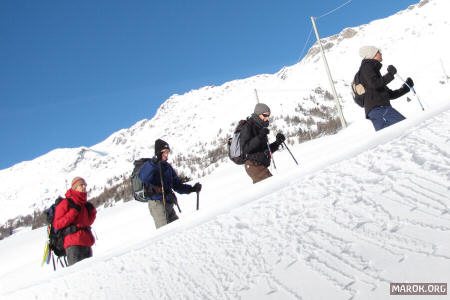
[240,103,285,184]
[358,46,414,131]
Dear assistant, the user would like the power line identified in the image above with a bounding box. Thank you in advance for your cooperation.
[297,25,314,62]
[315,0,354,20]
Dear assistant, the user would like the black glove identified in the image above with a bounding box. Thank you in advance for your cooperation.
[276,133,286,145]
[192,182,202,193]
[85,202,95,211]
[405,77,414,88]
[387,65,397,75]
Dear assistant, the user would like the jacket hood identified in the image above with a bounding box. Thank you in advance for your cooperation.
[65,188,87,205]
[361,59,382,71]
[250,113,269,128]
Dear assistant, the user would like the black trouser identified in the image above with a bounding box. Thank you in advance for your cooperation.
[66,245,92,266]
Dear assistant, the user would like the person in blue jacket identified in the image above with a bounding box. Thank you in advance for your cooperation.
[138,139,202,229]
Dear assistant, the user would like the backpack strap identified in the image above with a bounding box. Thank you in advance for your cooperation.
[65,198,82,212]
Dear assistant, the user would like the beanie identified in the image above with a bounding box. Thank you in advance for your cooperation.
[254,103,271,115]
[71,177,86,190]
[359,46,380,59]
[155,139,170,155]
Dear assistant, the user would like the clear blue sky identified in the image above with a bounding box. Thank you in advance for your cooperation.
[0,0,418,169]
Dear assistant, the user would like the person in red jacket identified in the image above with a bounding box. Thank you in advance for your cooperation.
[53,177,96,266]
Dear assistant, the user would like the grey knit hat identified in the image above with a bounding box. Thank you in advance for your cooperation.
[359,46,380,59]
[254,103,271,115]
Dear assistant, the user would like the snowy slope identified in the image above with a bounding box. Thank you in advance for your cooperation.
[0,98,449,300]
[1,0,450,225]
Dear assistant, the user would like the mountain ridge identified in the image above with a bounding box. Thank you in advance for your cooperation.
[1,0,449,231]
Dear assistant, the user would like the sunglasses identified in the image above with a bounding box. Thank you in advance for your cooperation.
[262,113,270,118]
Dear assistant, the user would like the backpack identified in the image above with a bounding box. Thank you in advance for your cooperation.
[44,197,81,268]
[351,70,365,107]
[131,158,152,202]
[227,120,247,165]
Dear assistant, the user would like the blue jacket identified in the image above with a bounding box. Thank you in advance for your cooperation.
[138,157,192,203]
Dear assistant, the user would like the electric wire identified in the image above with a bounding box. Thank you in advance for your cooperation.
[315,0,355,20]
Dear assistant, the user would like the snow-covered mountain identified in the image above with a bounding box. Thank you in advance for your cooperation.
[1,0,449,227]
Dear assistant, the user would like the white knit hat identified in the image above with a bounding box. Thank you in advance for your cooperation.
[359,46,380,59]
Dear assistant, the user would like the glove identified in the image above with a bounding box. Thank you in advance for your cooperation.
[151,186,163,194]
[276,133,286,144]
[259,128,269,137]
[192,182,202,193]
[405,77,414,88]
[85,202,95,211]
[387,65,397,75]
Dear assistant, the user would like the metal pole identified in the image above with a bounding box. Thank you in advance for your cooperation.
[282,141,299,165]
[254,89,260,104]
[395,74,425,111]
[158,161,168,223]
[196,192,199,211]
[266,143,276,170]
[310,16,347,129]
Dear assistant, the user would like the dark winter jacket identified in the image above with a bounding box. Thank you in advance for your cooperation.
[359,59,410,117]
[53,189,96,249]
[240,114,280,167]
[138,157,193,203]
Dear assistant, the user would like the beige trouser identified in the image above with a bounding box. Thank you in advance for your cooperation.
[148,200,179,229]
[244,160,272,184]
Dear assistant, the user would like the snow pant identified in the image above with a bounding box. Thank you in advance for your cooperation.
[244,160,272,184]
[148,200,179,229]
[368,106,406,131]
[66,245,92,266]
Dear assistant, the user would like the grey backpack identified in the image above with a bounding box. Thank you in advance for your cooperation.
[131,158,152,202]
[227,120,247,165]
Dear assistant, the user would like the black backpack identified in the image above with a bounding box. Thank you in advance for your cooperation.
[227,120,247,165]
[351,70,365,107]
[45,197,81,267]
[131,158,152,202]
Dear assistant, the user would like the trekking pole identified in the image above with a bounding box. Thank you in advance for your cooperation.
[395,74,425,111]
[282,141,299,165]
[158,161,168,223]
[196,192,199,211]
[266,143,276,169]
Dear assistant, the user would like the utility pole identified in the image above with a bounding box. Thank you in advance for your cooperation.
[254,89,260,104]
[311,16,347,129]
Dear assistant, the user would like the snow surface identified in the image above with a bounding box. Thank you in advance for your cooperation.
[1,101,449,299]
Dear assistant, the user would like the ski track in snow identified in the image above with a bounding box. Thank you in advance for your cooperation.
[3,111,450,300]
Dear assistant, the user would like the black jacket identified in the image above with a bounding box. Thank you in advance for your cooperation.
[240,114,279,167]
[359,59,410,117]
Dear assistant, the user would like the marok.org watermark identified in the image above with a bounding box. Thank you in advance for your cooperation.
[390,283,447,296]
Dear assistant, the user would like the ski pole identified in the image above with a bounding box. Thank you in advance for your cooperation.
[282,141,299,165]
[158,161,168,223]
[196,192,199,211]
[266,143,276,169]
[395,74,425,111]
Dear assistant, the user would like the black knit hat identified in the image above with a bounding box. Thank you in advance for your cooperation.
[155,139,170,155]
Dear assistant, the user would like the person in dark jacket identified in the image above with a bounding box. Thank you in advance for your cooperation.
[358,46,414,131]
[240,103,285,184]
[138,139,202,229]
[53,177,96,266]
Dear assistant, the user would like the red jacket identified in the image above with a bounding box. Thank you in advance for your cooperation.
[53,189,97,248]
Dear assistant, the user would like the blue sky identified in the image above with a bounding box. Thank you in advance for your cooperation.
[0,0,418,169]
